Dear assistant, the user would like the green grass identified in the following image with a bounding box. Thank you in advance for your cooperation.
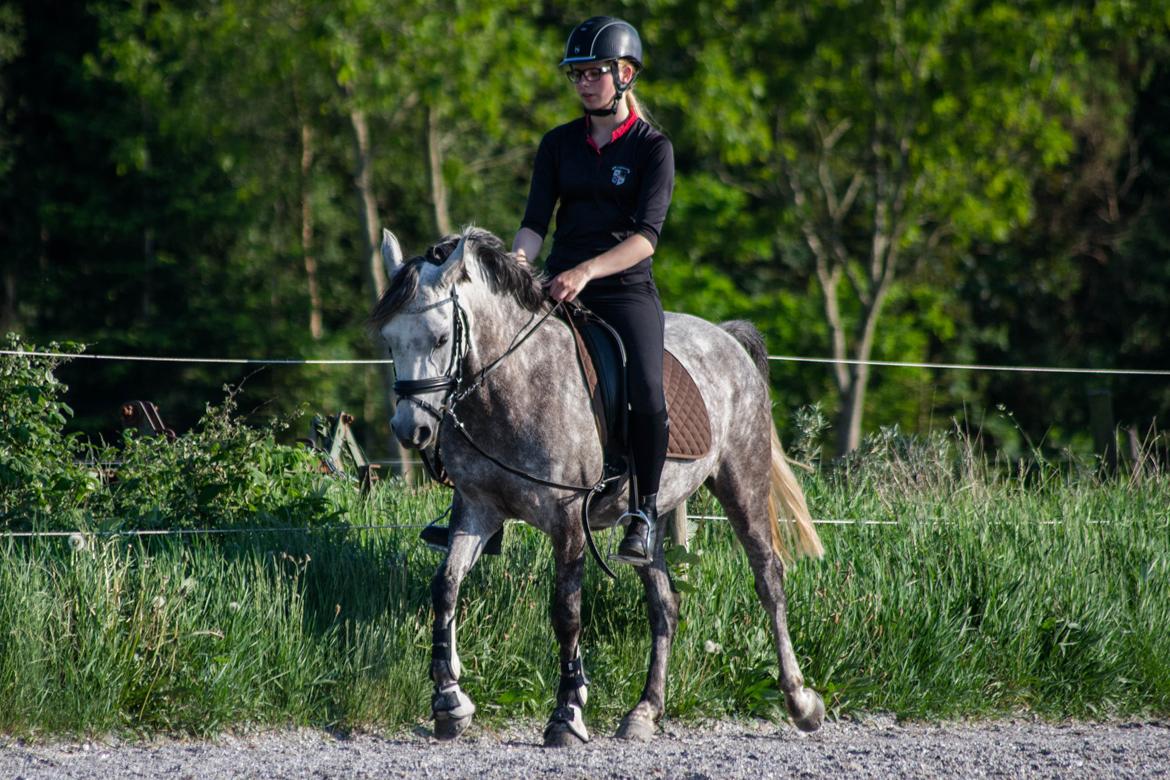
[1,445,1168,737]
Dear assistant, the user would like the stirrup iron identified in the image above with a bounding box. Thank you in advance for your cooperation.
[610,508,655,567]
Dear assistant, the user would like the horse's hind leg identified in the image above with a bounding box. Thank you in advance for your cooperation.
[615,534,680,741]
[429,494,501,740]
[709,461,825,733]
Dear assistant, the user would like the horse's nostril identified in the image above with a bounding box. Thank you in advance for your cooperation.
[416,425,432,445]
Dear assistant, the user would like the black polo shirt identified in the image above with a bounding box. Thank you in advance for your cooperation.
[520,112,674,286]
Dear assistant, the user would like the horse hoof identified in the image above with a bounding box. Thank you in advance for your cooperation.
[615,714,656,742]
[433,714,473,741]
[788,689,825,733]
[543,723,587,749]
[543,704,589,747]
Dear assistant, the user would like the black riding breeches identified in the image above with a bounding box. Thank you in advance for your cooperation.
[578,281,668,497]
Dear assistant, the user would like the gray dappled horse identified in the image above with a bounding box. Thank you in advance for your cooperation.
[371,226,825,747]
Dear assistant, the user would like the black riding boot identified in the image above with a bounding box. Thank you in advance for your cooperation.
[614,493,657,566]
[420,522,504,556]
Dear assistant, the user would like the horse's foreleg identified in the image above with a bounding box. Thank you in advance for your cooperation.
[543,526,590,748]
[616,537,680,742]
[430,499,497,740]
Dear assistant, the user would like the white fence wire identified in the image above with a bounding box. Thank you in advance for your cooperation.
[3,343,1165,541]
[3,348,1169,376]
[5,513,1159,541]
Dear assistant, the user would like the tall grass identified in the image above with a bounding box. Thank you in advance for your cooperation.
[1,441,1167,736]
[3,342,1167,733]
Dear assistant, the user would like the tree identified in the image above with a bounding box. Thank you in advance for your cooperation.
[11,0,563,459]
[655,0,1092,455]
[961,5,1170,455]
[0,2,22,333]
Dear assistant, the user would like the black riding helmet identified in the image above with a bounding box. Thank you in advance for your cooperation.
[560,16,643,117]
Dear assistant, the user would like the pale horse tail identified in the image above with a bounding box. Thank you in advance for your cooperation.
[720,321,825,564]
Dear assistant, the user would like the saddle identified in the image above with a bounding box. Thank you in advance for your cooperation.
[560,304,712,489]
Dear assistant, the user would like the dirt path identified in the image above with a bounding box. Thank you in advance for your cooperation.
[3,717,1167,778]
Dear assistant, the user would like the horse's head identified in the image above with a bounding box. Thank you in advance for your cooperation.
[372,229,469,449]
[371,226,546,451]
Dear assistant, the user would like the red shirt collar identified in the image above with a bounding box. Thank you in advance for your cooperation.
[585,109,639,154]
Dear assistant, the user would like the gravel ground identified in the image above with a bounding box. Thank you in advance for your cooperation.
[2,717,1167,779]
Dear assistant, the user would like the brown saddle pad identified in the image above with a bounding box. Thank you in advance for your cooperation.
[663,350,712,460]
[564,307,711,461]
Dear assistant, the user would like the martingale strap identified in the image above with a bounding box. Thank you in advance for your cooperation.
[394,281,623,580]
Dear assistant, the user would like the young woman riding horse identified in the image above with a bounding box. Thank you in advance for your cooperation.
[376,15,826,748]
[424,16,670,565]
[514,16,672,566]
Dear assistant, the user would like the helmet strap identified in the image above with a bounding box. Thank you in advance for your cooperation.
[584,61,639,117]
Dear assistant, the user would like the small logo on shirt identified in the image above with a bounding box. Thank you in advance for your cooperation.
[611,166,630,186]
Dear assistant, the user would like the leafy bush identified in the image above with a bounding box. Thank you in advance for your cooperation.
[0,334,95,527]
[1,334,343,533]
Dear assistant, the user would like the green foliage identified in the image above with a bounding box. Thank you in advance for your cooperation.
[0,334,92,524]
[2,0,1170,459]
[85,392,338,534]
[2,349,1168,735]
[0,1,20,180]
[1,339,340,534]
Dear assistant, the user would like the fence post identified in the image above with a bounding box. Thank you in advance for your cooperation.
[1087,387,1118,474]
[669,505,691,548]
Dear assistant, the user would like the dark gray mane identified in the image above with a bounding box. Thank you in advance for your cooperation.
[369,228,546,330]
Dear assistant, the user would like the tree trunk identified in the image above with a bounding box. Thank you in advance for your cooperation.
[426,105,452,235]
[833,269,893,456]
[1,264,15,334]
[300,121,323,340]
[835,359,875,456]
[142,226,155,319]
[348,106,412,479]
[349,108,388,302]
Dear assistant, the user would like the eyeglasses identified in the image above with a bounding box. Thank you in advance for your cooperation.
[564,65,612,84]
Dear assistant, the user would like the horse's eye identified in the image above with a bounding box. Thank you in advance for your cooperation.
[436,334,450,348]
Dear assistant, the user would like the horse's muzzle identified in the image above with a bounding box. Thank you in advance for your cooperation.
[393,419,434,450]
[393,420,435,451]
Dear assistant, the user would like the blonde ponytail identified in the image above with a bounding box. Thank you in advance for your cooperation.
[620,58,657,129]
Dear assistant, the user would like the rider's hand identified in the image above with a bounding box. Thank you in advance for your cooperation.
[548,265,593,302]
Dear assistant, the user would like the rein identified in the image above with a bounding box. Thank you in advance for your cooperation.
[392,289,621,578]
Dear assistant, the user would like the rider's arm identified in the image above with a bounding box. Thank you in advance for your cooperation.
[546,234,655,301]
[516,132,557,265]
[631,134,675,249]
[548,134,673,302]
[512,227,544,267]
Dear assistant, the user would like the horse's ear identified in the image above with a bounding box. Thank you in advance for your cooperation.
[437,234,469,287]
[381,229,404,279]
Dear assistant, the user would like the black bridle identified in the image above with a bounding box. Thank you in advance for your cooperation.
[391,286,471,425]
[391,286,622,578]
